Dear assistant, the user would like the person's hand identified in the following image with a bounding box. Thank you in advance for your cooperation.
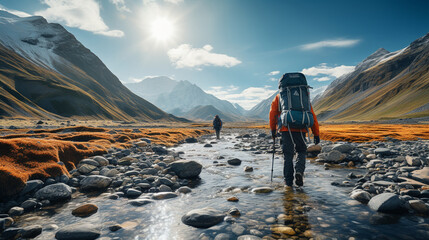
[271,130,276,140]
[314,136,320,145]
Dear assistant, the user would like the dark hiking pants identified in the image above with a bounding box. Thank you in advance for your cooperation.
[215,128,220,139]
[281,131,307,186]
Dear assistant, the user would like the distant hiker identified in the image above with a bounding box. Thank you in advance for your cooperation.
[269,72,320,187]
[213,115,222,139]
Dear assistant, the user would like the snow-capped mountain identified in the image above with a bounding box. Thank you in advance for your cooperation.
[125,77,246,121]
[0,11,177,121]
[314,32,429,121]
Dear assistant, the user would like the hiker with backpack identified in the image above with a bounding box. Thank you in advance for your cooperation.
[269,72,320,187]
[213,115,222,139]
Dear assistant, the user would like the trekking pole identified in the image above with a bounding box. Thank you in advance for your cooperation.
[270,138,275,182]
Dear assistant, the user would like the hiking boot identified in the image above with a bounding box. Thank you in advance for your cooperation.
[295,172,304,187]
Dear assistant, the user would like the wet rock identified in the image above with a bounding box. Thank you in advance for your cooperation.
[318,150,342,162]
[181,207,225,228]
[8,206,24,216]
[128,199,154,206]
[228,207,241,217]
[176,186,192,194]
[0,217,14,229]
[108,224,122,232]
[237,235,262,240]
[169,160,202,179]
[21,200,38,211]
[158,185,172,192]
[368,193,406,213]
[93,156,109,166]
[72,204,98,217]
[79,159,100,167]
[35,183,72,202]
[118,157,137,166]
[409,200,428,213]
[141,168,158,175]
[303,230,314,238]
[185,137,198,143]
[55,223,100,240]
[249,229,263,237]
[227,158,242,166]
[332,143,354,153]
[251,187,273,194]
[152,192,178,200]
[374,148,392,157]
[126,188,142,198]
[80,175,112,191]
[215,233,233,240]
[204,144,212,148]
[231,224,245,235]
[1,227,21,239]
[135,141,148,147]
[20,180,44,196]
[227,196,239,202]
[400,189,420,197]
[152,146,168,155]
[350,190,372,203]
[410,167,429,184]
[244,166,253,172]
[20,225,43,238]
[224,216,236,223]
[406,156,421,166]
[271,226,296,235]
[78,164,97,174]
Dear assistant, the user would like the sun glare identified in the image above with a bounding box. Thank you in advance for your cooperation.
[150,18,175,42]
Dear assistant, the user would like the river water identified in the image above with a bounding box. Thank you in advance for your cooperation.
[17,132,429,240]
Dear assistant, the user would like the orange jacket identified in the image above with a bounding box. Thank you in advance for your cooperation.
[269,94,319,136]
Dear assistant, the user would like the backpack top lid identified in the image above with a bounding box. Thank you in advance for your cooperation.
[279,72,308,89]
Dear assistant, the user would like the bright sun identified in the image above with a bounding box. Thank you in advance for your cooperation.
[150,18,175,42]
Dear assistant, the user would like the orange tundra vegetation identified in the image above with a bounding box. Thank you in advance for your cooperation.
[0,126,210,200]
[249,124,429,142]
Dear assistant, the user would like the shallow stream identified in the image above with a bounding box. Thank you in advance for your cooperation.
[16,133,429,240]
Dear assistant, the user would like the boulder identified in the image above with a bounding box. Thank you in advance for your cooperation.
[93,156,109,166]
[181,207,225,228]
[251,187,273,194]
[152,192,178,200]
[20,180,44,196]
[71,204,98,217]
[350,190,372,203]
[185,137,198,143]
[227,158,242,166]
[35,183,72,202]
[169,160,202,179]
[55,223,100,240]
[368,193,406,213]
[408,200,428,213]
[80,175,112,192]
[128,199,154,206]
[78,164,97,174]
[332,143,354,153]
[20,225,43,238]
[410,167,429,184]
[374,148,392,157]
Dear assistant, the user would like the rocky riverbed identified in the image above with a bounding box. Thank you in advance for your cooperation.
[0,128,428,239]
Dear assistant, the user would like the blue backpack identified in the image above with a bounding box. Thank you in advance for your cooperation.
[278,72,314,130]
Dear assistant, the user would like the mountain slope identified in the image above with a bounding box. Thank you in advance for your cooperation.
[184,105,240,122]
[314,33,429,121]
[247,91,278,120]
[0,11,176,121]
[126,77,245,121]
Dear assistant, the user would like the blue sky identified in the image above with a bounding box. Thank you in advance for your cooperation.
[1,0,428,109]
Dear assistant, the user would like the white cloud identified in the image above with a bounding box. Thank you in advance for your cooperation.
[168,44,241,69]
[164,0,184,3]
[268,70,280,76]
[313,76,331,82]
[206,86,276,110]
[302,63,355,78]
[35,0,124,37]
[300,39,360,50]
[110,0,131,12]
[0,4,31,17]
[269,77,277,82]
